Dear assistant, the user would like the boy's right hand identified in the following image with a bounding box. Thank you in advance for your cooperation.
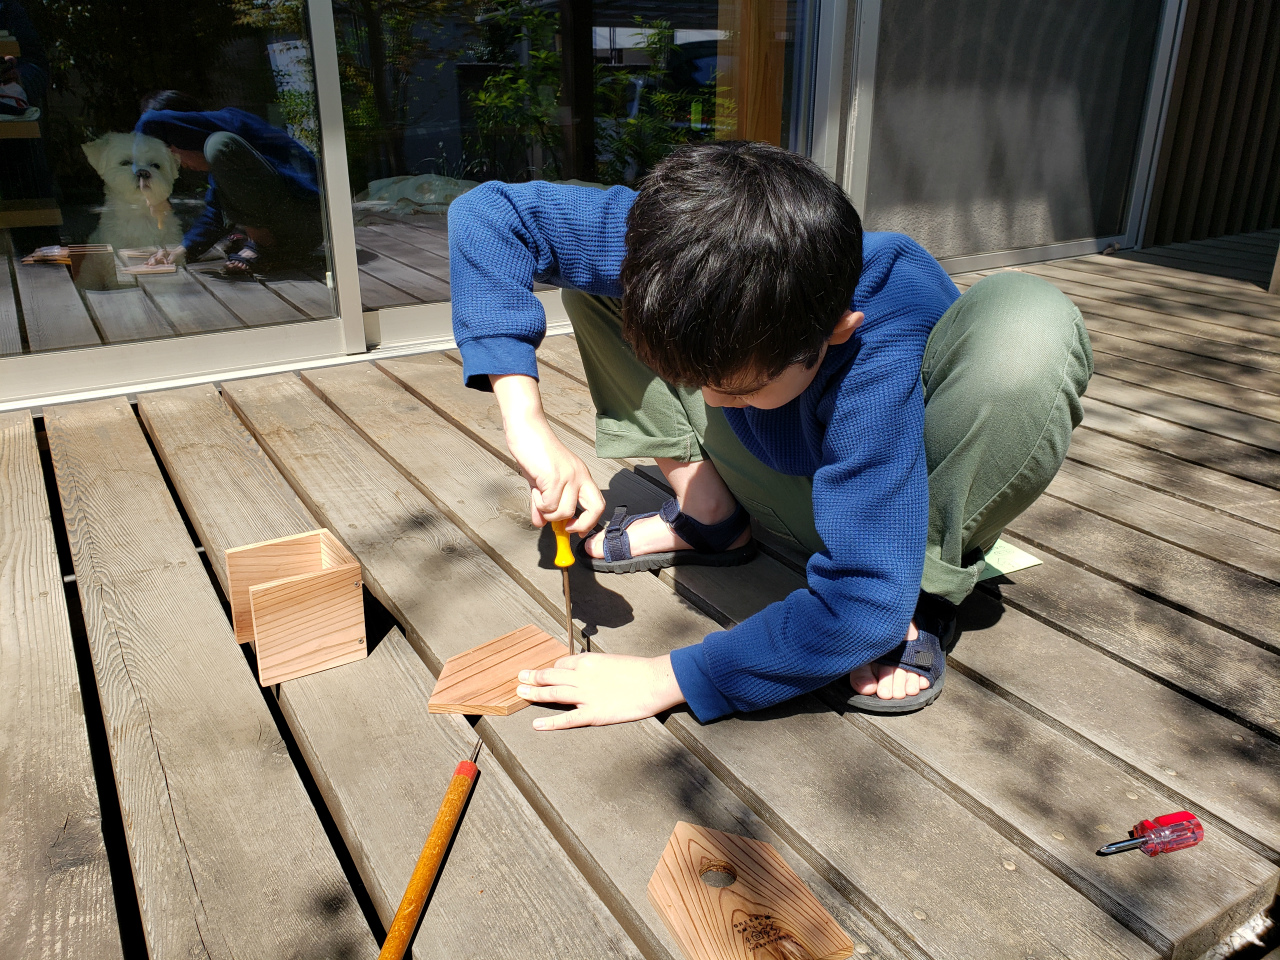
[491,373,605,534]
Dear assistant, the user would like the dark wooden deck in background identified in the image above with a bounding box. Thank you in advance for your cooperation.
[3,233,1278,960]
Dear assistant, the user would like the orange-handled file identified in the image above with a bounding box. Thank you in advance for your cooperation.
[378,741,481,960]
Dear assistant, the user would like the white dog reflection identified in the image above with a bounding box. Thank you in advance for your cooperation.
[82,132,183,250]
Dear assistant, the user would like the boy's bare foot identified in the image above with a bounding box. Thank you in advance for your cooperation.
[848,621,931,700]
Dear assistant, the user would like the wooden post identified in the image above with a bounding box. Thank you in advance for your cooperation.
[1270,242,1280,294]
[559,0,596,179]
[716,0,788,144]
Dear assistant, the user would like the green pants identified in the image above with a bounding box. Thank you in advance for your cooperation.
[561,270,1093,605]
[205,131,322,255]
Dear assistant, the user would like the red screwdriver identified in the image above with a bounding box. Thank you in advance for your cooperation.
[1097,811,1204,857]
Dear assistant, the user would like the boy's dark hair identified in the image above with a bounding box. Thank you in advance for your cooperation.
[140,90,205,114]
[620,141,862,389]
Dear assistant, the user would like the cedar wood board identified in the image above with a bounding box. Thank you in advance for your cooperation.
[0,412,122,960]
[219,371,903,960]
[305,358,1158,960]
[363,353,1276,960]
[137,384,643,958]
[45,397,377,960]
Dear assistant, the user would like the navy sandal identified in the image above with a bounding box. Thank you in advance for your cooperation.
[846,594,956,714]
[583,498,757,573]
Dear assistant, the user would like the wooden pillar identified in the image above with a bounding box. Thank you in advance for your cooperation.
[559,0,595,179]
[716,0,787,144]
[1269,242,1280,294]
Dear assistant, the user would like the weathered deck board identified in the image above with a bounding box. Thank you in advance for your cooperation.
[260,272,335,318]
[12,262,100,351]
[85,288,174,343]
[336,356,1161,960]
[355,227,450,281]
[1081,395,1280,489]
[1032,259,1280,324]
[1022,262,1280,336]
[1072,255,1280,310]
[1087,329,1280,398]
[220,371,903,960]
[1065,429,1280,531]
[1046,459,1280,581]
[356,251,449,306]
[386,351,1280,958]
[187,265,307,327]
[134,270,243,335]
[0,412,122,960]
[953,588,1280,857]
[136,383,644,959]
[0,256,22,355]
[44,397,376,960]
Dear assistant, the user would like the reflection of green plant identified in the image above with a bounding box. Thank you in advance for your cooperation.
[462,0,562,181]
[594,18,718,185]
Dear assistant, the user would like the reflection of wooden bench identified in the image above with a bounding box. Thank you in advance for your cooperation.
[0,32,62,224]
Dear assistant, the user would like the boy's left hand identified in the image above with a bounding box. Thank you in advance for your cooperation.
[517,652,685,729]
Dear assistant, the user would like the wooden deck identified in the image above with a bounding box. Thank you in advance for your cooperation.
[0,217,460,355]
[3,233,1279,960]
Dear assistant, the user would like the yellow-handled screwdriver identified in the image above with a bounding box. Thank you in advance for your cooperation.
[551,519,577,654]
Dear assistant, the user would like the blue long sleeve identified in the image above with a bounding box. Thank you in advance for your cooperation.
[449,180,632,389]
[448,181,959,722]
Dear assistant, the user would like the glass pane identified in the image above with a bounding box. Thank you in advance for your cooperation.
[863,0,1164,260]
[0,0,337,358]
[335,0,810,311]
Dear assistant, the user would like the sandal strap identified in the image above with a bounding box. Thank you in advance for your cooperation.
[600,505,659,563]
[658,497,750,553]
[873,631,944,683]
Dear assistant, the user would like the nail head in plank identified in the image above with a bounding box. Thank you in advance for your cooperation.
[648,822,856,960]
[428,624,566,715]
[306,359,1158,960]
[45,397,376,960]
[138,385,640,960]
[225,369,904,960]
[0,411,123,960]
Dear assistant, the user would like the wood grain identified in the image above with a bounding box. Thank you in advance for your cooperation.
[137,384,640,959]
[84,289,173,343]
[224,369,902,960]
[45,397,376,960]
[248,560,366,686]
[1009,494,1279,655]
[648,823,855,960]
[1080,395,1280,489]
[308,358,1158,960]
[187,265,307,327]
[12,262,99,351]
[133,270,243,335]
[1065,428,1280,532]
[428,624,566,715]
[0,412,122,960]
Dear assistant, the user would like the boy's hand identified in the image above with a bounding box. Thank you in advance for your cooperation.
[517,652,685,729]
[491,373,605,533]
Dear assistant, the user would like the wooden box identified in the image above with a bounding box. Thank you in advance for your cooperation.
[225,529,367,686]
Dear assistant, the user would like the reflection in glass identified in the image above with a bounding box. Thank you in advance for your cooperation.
[0,0,336,357]
[334,0,808,310]
[864,0,1163,260]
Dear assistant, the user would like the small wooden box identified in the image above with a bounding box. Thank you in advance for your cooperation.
[225,529,367,686]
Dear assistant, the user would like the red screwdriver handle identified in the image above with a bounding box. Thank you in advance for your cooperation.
[1133,811,1203,857]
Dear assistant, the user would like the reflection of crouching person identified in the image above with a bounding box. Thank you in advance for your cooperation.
[136,90,322,275]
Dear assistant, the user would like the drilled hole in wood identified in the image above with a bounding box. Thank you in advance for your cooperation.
[699,860,737,888]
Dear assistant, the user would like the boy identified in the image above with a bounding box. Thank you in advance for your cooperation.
[137,91,322,275]
[448,141,1091,729]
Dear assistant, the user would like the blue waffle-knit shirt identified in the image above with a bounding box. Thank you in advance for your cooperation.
[449,180,960,722]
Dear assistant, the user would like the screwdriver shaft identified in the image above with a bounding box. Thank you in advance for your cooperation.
[563,568,574,655]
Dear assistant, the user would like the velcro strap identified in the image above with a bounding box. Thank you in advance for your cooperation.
[601,506,630,563]
[659,497,750,553]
